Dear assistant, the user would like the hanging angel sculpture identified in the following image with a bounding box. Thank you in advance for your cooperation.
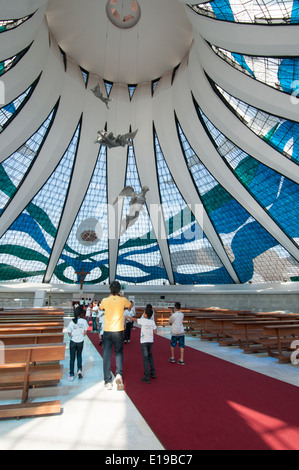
[90,84,112,109]
[113,186,149,236]
[95,129,138,148]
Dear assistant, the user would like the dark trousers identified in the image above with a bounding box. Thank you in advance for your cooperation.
[70,340,84,376]
[124,321,133,341]
[141,342,155,379]
[102,331,124,384]
[92,317,98,332]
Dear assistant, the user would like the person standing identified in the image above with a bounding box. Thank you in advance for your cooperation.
[91,300,99,333]
[168,302,185,365]
[85,302,92,326]
[97,307,105,346]
[124,305,135,343]
[126,304,157,384]
[100,281,133,390]
[67,306,89,381]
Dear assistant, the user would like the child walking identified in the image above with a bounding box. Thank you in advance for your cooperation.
[168,302,185,365]
[126,304,157,384]
[67,306,89,381]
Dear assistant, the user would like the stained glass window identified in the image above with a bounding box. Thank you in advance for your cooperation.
[190,100,299,282]
[0,77,39,133]
[155,129,234,284]
[0,123,80,282]
[116,144,169,285]
[52,144,109,285]
[190,0,299,24]
[0,105,58,212]
[213,82,299,164]
[211,45,299,97]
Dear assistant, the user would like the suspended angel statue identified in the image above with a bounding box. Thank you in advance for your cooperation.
[90,84,112,109]
[113,186,149,236]
[95,129,138,148]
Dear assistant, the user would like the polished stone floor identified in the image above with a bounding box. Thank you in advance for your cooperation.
[0,323,298,450]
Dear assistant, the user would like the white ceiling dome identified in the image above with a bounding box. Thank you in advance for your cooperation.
[46,0,194,83]
[0,0,298,287]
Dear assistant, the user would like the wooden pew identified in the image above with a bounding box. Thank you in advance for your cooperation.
[187,314,294,344]
[0,321,64,329]
[0,318,64,325]
[253,312,299,321]
[0,332,64,346]
[259,325,299,363]
[153,309,172,326]
[0,316,64,324]
[1,308,63,315]
[207,317,261,344]
[0,308,63,318]
[232,320,299,353]
[0,342,66,419]
[0,325,64,335]
[186,314,239,339]
[201,316,263,344]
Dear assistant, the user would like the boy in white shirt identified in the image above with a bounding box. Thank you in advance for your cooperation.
[168,302,185,365]
[126,304,157,383]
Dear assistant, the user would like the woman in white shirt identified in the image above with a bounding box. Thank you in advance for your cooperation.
[67,306,88,381]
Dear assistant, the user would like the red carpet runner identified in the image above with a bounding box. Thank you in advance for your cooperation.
[87,326,299,450]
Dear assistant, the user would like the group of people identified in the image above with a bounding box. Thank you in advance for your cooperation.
[67,281,185,388]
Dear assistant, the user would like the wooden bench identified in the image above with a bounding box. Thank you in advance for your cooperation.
[200,316,262,344]
[231,320,299,353]
[186,314,296,345]
[215,315,299,347]
[0,332,64,346]
[153,309,172,326]
[0,321,64,329]
[0,319,64,327]
[186,315,239,339]
[206,317,261,344]
[1,308,63,315]
[0,325,64,335]
[0,316,64,324]
[0,342,66,419]
[258,325,299,363]
[134,308,172,325]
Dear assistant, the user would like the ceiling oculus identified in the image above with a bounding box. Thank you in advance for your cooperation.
[106,0,141,29]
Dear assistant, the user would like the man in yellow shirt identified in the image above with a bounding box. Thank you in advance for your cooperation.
[100,281,133,390]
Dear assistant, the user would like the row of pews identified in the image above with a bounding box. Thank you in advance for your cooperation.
[134,307,226,327]
[0,308,66,419]
[185,309,299,364]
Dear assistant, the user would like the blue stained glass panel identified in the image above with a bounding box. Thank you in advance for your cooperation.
[52,145,109,285]
[189,103,299,282]
[116,145,169,285]
[155,131,234,284]
[0,124,80,282]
